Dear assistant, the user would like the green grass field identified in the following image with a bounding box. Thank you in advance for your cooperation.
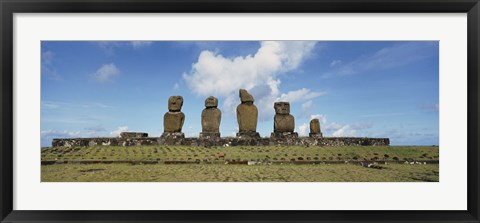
[42,145,438,162]
[41,145,439,182]
[42,163,439,182]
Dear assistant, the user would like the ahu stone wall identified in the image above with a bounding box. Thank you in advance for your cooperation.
[52,136,389,147]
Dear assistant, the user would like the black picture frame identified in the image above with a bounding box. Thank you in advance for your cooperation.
[1,0,479,222]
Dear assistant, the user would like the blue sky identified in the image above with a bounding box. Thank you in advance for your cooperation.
[41,41,439,147]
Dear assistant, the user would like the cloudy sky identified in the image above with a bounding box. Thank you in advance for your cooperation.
[41,41,439,147]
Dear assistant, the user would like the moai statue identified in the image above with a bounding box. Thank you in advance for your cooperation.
[200,96,221,139]
[309,118,323,138]
[236,89,260,138]
[161,96,185,139]
[271,102,298,138]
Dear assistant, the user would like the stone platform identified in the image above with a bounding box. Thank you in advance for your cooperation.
[309,133,323,138]
[270,132,299,138]
[52,136,390,147]
[199,132,221,139]
[236,131,260,139]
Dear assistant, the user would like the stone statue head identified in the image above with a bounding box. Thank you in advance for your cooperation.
[168,96,183,111]
[239,89,254,103]
[310,118,320,126]
[274,102,290,114]
[205,96,218,108]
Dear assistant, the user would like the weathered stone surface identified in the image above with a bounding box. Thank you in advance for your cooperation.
[236,131,260,139]
[310,118,321,134]
[237,104,258,132]
[237,89,258,134]
[272,102,295,136]
[270,132,298,138]
[201,96,221,134]
[51,137,158,147]
[309,133,323,138]
[274,114,295,133]
[164,95,185,133]
[201,109,221,132]
[199,132,221,139]
[160,132,185,138]
[199,132,222,146]
[120,132,148,138]
[205,96,218,108]
[52,136,390,147]
[164,112,185,132]
[159,132,185,145]
[239,89,254,103]
[168,96,183,111]
[309,118,323,138]
[274,102,290,115]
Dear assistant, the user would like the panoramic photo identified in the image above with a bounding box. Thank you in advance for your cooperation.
[40,40,439,182]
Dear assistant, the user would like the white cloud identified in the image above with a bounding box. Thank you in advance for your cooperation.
[92,63,119,83]
[42,51,54,65]
[322,42,437,78]
[320,120,356,137]
[183,41,323,120]
[297,123,309,136]
[330,60,342,67]
[183,41,316,97]
[303,114,372,137]
[41,51,62,80]
[331,125,356,137]
[42,67,61,80]
[41,129,81,138]
[184,125,198,137]
[297,113,355,137]
[131,41,153,49]
[311,114,327,124]
[110,126,128,137]
[327,122,374,137]
[278,88,326,103]
[299,100,313,118]
[97,41,153,55]
[97,42,122,55]
[302,100,313,110]
[41,101,61,109]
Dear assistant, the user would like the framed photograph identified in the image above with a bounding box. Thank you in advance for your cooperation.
[1,0,479,222]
